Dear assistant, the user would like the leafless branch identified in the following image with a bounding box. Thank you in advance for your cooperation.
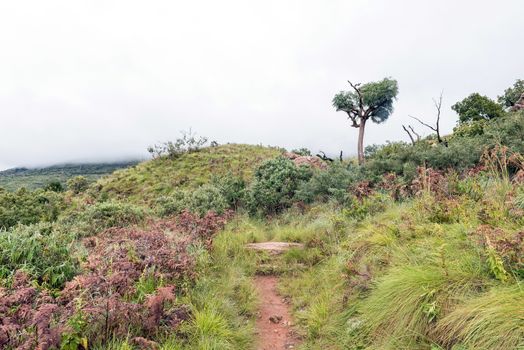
[408,125,421,141]
[402,125,416,145]
[409,115,437,132]
[409,90,446,145]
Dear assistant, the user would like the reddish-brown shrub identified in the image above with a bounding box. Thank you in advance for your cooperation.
[0,211,231,349]
[410,166,449,197]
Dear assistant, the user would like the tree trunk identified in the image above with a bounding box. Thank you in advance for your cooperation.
[357,118,366,165]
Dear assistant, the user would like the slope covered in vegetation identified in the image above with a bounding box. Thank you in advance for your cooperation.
[92,144,282,204]
[1,105,524,349]
[0,161,138,191]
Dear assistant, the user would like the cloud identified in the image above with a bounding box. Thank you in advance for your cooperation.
[0,0,522,169]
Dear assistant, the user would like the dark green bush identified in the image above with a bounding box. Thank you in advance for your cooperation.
[363,112,524,180]
[0,188,63,229]
[44,180,64,192]
[0,223,78,288]
[212,174,246,209]
[246,157,312,215]
[295,163,360,204]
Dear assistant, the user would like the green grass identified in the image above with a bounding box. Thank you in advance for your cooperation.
[4,141,524,349]
[161,219,261,349]
[274,178,523,349]
[93,144,282,204]
[435,285,524,350]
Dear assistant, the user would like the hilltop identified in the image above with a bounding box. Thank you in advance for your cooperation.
[1,111,523,349]
[93,143,282,203]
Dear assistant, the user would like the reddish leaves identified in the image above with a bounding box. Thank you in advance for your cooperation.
[0,211,231,349]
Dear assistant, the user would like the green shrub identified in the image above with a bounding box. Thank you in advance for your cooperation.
[0,223,78,288]
[75,201,147,235]
[362,112,524,181]
[295,163,359,204]
[189,184,228,216]
[67,176,90,194]
[44,180,64,192]
[245,157,312,215]
[212,175,246,209]
[342,192,391,220]
[291,147,312,156]
[147,129,208,159]
[0,188,64,229]
[155,191,189,217]
[452,93,505,124]
[156,183,232,217]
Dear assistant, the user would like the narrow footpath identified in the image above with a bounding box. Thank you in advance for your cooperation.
[248,242,304,350]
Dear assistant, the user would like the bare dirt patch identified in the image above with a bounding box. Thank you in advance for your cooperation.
[254,276,300,350]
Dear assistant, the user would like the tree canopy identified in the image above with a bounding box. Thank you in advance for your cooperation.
[451,93,505,124]
[498,79,524,108]
[332,78,398,126]
[332,78,398,165]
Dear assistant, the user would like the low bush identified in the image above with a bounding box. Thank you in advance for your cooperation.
[295,163,360,204]
[0,188,64,229]
[156,184,230,218]
[212,174,246,209]
[246,157,312,215]
[147,129,208,159]
[189,184,228,216]
[155,191,189,217]
[73,201,148,236]
[363,112,524,180]
[67,175,90,194]
[342,192,391,221]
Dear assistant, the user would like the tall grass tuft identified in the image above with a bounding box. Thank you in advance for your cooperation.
[360,266,483,348]
[435,285,524,349]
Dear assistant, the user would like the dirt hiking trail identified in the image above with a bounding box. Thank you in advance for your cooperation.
[254,276,300,349]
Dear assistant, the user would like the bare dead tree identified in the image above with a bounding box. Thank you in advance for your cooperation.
[408,125,421,141]
[409,91,445,145]
[316,151,334,162]
[402,125,416,145]
[402,124,421,145]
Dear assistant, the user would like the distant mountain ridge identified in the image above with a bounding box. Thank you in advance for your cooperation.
[0,160,140,191]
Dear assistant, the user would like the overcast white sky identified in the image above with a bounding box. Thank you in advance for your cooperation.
[0,0,522,170]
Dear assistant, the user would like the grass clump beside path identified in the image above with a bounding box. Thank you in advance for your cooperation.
[277,175,524,350]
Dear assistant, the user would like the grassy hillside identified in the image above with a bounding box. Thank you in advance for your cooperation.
[2,118,524,349]
[0,161,138,191]
[93,143,282,203]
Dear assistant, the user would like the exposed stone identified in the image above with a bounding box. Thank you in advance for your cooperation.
[283,152,328,170]
[269,315,283,324]
[245,242,305,255]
